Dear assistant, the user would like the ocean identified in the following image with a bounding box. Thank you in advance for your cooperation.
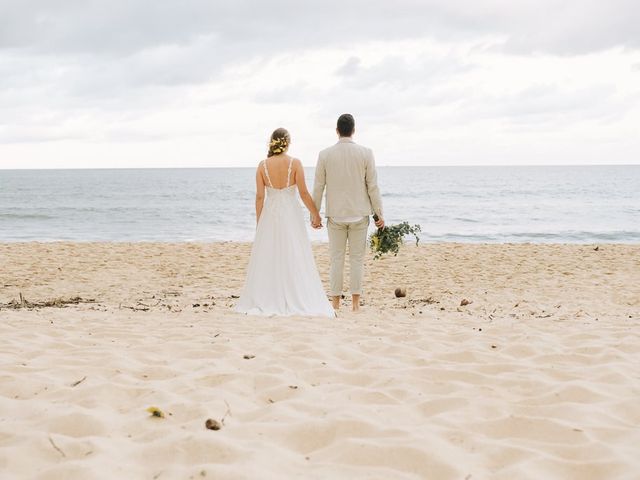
[0,166,638,243]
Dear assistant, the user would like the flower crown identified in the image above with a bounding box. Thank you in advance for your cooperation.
[269,136,289,154]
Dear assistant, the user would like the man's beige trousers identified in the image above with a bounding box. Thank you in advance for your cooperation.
[327,216,370,296]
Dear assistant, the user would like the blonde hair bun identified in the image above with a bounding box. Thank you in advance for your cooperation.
[267,128,290,157]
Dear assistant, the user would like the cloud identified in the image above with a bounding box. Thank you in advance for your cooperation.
[335,53,475,90]
[1,1,640,167]
[253,82,312,104]
[2,0,639,58]
[464,83,631,127]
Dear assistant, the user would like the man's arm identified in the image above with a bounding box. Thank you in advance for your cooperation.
[312,153,326,214]
[365,149,384,227]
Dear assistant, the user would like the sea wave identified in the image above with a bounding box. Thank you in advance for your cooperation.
[0,212,55,220]
[1,166,638,243]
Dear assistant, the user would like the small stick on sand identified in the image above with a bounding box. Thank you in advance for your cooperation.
[49,436,66,458]
[71,376,87,387]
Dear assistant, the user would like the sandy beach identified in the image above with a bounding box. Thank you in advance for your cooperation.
[1,242,639,479]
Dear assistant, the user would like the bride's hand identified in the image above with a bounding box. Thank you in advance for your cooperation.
[311,213,323,229]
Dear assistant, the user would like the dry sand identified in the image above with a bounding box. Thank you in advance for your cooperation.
[1,242,639,479]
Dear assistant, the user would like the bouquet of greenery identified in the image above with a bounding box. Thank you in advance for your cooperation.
[369,215,421,260]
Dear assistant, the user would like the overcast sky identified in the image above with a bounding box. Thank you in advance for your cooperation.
[1,0,639,168]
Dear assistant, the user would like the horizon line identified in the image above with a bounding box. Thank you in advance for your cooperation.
[1,163,640,171]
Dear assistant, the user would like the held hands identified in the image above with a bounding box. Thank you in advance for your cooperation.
[311,213,323,229]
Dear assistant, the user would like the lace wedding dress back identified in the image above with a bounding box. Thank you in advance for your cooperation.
[235,157,335,317]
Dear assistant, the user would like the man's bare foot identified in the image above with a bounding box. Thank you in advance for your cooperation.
[352,294,361,312]
[332,296,341,310]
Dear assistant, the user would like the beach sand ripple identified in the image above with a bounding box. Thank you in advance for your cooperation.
[1,242,639,479]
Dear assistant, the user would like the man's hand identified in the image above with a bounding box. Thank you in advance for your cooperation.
[311,213,323,229]
[374,215,385,229]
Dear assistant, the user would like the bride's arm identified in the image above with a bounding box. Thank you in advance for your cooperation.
[255,163,266,224]
[293,159,322,228]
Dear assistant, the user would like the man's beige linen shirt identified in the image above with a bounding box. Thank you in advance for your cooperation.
[312,138,383,218]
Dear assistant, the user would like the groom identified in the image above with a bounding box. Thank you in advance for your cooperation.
[312,114,385,312]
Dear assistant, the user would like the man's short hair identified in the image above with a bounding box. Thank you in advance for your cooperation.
[337,114,355,137]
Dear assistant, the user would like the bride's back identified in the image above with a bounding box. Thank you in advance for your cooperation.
[262,155,295,189]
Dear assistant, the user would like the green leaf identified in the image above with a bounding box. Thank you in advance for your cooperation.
[369,221,421,260]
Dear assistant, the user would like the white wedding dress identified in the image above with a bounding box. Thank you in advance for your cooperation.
[235,158,335,318]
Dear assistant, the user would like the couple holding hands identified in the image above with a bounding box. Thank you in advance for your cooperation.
[236,114,384,318]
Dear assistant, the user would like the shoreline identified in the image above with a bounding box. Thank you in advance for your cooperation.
[2,239,639,245]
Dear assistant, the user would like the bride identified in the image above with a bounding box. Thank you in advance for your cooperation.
[235,128,336,318]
